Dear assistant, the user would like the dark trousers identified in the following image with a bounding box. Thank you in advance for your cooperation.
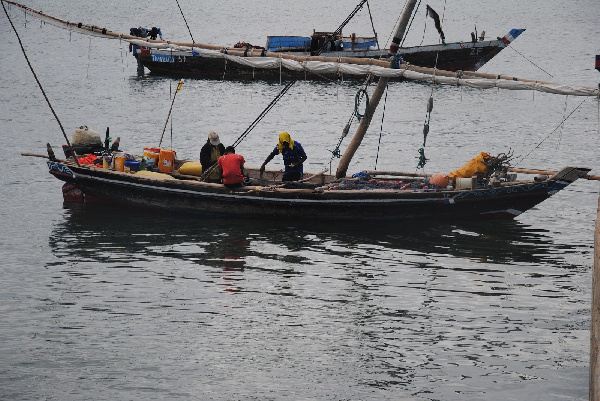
[282,172,302,182]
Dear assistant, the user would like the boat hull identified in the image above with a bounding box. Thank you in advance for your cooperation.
[48,161,588,222]
[133,30,525,80]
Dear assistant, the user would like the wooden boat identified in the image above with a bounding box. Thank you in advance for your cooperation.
[130,28,525,80]
[2,0,523,81]
[9,0,599,223]
[44,157,590,222]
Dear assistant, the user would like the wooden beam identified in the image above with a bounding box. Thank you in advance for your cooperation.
[335,0,418,179]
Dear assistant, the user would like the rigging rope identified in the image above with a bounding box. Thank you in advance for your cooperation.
[173,0,195,43]
[415,0,443,170]
[365,1,380,50]
[315,0,369,56]
[2,1,79,165]
[400,0,421,47]
[557,95,568,149]
[374,83,389,170]
[507,45,553,78]
[232,80,296,148]
[354,87,370,121]
[385,0,407,49]
[417,2,428,46]
[515,97,589,167]
[198,79,295,182]
[329,75,373,165]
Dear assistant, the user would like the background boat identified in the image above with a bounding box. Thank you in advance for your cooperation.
[1,0,599,399]
[4,0,525,80]
[130,27,525,79]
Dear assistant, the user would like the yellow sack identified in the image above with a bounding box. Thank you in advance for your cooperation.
[178,161,203,176]
[135,170,174,180]
[448,152,492,182]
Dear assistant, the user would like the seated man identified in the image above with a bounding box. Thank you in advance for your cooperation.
[217,146,245,189]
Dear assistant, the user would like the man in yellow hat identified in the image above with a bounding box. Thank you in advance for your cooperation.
[260,132,307,182]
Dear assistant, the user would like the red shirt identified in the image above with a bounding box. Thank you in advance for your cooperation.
[217,154,245,185]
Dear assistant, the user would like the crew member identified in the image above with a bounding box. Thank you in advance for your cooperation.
[200,131,225,183]
[218,146,245,189]
[259,132,307,182]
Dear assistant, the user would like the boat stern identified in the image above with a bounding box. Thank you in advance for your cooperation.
[547,166,591,194]
[501,28,526,45]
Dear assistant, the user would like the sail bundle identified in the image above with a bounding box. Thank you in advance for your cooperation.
[130,41,600,97]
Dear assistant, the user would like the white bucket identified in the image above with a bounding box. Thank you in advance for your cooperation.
[456,177,476,190]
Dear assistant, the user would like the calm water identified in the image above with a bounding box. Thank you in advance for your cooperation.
[1,0,599,399]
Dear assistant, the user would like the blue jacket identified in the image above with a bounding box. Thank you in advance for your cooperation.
[270,141,307,174]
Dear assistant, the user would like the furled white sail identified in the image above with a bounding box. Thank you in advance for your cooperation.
[133,43,600,97]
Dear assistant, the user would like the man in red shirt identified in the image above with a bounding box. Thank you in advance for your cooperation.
[217,146,246,189]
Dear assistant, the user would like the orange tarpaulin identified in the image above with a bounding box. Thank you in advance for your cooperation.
[448,152,492,182]
[77,154,98,164]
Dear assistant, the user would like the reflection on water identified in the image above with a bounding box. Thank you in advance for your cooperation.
[38,204,590,400]
[50,203,577,270]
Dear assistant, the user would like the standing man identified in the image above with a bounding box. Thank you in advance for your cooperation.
[218,146,246,189]
[200,131,225,183]
[259,132,307,182]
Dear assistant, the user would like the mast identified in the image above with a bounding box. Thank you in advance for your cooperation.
[335,0,418,179]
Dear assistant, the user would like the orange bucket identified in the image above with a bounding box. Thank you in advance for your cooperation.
[158,149,176,173]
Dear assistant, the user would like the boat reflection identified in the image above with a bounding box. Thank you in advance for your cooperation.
[48,203,570,270]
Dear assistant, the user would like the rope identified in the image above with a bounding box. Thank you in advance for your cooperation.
[418,3,428,46]
[374,83,389,170]
[173,0,195,43]
[515,97,589,167]
[2,1,79,165]
[400,0,422,48]
[329,75,373,163]
[365,1,380,50]
[232,80,296,148]
[384,0,407,49]
[315,0,369,55]
[415,0,443,170]
[354,88,370,121]
[159,79,183,148]
[198,80,295,182]
[506,45,553,77]
[86,37,91,79]
[557,95,568,150]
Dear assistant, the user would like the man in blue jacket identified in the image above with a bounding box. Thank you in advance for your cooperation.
[259,132,307,182]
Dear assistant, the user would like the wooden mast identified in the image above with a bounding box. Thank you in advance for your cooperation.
[335,0,418,179]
